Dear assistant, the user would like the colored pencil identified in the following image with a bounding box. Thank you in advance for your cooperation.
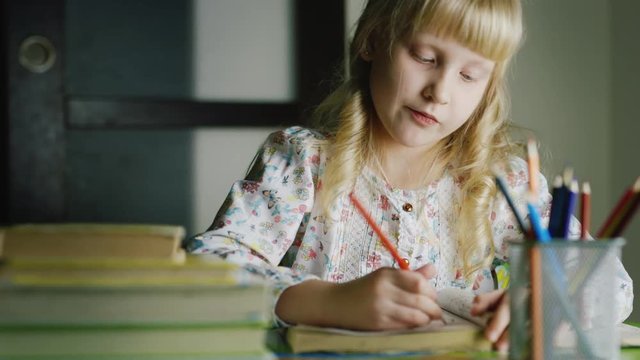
[495,174,528,235]
[548,175,565,238]
[527,139,540,198]
[597,176,640,238]
[529,246,544,360]
[561,180,579,239]
[348,192,409,270]
[580,182,591,240]
[611,182,640,237]
[528,199,552,243]
[526,138,543,360]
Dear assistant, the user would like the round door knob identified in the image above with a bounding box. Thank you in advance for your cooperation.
[19,35,56,74]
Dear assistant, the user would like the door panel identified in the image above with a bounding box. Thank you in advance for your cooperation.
[2,0,344,226]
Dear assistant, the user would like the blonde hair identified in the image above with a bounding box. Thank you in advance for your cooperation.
[314,0,523,278]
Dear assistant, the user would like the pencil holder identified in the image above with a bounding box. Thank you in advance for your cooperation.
[508,238,624,360]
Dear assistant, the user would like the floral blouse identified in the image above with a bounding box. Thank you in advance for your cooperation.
[185,126,633,325]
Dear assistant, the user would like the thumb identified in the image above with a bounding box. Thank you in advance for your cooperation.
[414,263,437,280]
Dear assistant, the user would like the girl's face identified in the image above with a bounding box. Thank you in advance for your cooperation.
[368,31,495,151]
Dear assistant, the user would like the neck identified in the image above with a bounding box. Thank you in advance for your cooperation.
[370,125,445,189]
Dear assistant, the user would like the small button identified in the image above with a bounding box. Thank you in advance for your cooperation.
[401,258,410,267]
[402,203,413,212]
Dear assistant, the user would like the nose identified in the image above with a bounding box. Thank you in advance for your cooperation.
[422,69,451,105]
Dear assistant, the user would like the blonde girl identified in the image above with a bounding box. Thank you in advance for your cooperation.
[187,0,633,352]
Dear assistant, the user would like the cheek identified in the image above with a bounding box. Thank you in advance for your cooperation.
[459,87,487,118]
[369,63,402,113]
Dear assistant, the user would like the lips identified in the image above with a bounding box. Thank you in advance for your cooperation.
[408,108,439,126]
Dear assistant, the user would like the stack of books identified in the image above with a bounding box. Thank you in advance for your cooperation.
[0,223,272,359]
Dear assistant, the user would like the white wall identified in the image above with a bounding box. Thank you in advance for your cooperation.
[190,0,290,232]
[192,0,294,101]
[512,0,612,227]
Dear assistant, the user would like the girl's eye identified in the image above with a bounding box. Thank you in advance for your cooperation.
[411,51,435,64]
[460,73,475,82]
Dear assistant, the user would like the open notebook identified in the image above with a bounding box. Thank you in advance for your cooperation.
[287,288,491,353]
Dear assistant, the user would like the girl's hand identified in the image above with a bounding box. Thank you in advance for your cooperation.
[470,289,510,353]
[329,264,442,330]
[275,264,442,331]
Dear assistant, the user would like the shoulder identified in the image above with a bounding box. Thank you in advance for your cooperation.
[498,156,530,188]
[493,156,548,191]
[261,126,330,162]
[265,126,329,148]
[256,127,329,175]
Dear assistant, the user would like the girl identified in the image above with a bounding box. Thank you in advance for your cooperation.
[186,0,633,352]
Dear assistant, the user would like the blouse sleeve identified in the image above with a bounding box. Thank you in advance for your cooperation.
[184,127,324,326]
[491,157,633,322]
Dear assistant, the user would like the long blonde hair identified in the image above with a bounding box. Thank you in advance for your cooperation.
[314,0,523,278]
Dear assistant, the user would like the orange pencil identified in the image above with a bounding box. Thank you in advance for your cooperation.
[527,139,540,198]
[349,192,409,270]
[526,138,543,360]
[580,182,591,240]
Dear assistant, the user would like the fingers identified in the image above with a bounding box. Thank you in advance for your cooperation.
[414,263,437,279]
[471,289,505,316]
[378,269,442,325]
[393,291,443,321]
[392,269,437,299]
[387,303,435,328]
[484,294,510,343]
[494,328,509,353]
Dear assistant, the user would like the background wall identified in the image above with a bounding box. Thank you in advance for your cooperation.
[611,0,640,322]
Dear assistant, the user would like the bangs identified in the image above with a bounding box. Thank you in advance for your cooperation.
[415,0,522,62]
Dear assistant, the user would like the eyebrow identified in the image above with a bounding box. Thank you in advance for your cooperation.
[411,42,494,71]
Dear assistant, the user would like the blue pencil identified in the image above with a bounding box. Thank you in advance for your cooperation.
[561,180,579,238]
[548,175,565,238]
[527,199,552,243]
[495,175,528,235]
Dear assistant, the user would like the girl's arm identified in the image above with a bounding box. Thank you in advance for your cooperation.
[185,128,323,325]
[276,264,442,330]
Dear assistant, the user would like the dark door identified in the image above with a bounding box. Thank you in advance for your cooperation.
[2,0,344,227]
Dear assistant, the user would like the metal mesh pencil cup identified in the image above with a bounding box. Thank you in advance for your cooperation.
[509,239,624,359]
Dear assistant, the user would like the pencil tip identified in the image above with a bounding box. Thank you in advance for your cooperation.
[553,175,563,188]
[633,176,640,192]
[582,182,591,194]
[570,179,579,192]
[563,167,574,186]
[527,139,538,156]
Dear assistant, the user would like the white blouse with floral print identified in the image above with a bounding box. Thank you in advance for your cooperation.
[185,127,633,325]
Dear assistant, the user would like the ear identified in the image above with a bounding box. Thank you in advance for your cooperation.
[360,36,377,62]
[361,48,373,62]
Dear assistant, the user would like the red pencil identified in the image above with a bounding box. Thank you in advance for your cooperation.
[349,192,409,270]
[597,177,640,238]
[612,188,640,238]
[580,182,591,240]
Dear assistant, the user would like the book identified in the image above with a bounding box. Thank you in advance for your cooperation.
[0,325,268,357]
[0,254,275,358]
[0,284,269,327]
[0,255,244,287]
[286,288,491,353]
[0,223,186,262]
[0,256,270,327]
[620,323,640,347]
